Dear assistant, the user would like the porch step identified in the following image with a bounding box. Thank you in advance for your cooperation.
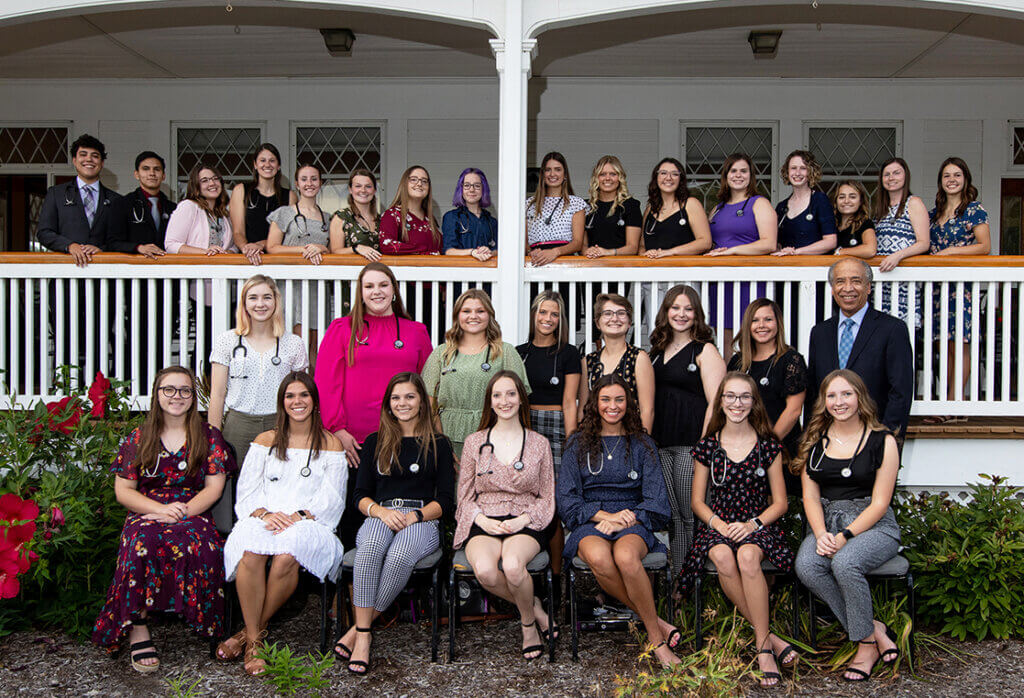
[907,416,1024,439]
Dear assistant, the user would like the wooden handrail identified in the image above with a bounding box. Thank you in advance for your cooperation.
[0,252,497,267]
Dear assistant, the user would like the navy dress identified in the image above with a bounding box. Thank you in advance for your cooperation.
[557,433,669,559]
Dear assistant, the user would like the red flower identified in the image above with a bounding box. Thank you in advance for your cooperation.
[0,493,39,526]
[88,371,112,418]
[29,397,85,444]
[0,494,40,600]
[49,506,65,529]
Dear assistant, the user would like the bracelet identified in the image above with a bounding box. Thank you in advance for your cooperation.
[367,503,376,518]
[414,509,425,523]
[708,514,719,527]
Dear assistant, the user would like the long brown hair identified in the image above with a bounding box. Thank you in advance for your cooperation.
[346,262,412,366]
[649,284,714,353]
[271,372,326,461]
[186,164,230,218]
[136,366,208,478]
[790,369,886,475]
[933,156,978,222]
[704,372,777,444]
[872,157,912,221]
[442,289,504,364]
[387,165,441,246]
[246,143,286,204]
[531,151,574,221]
[645,157,689,222]
[568,374,653,467]
[375,372,438,476]
[346,168,380,221]
[715,153,759,208]
[830,179,872,231]
[477,370,532,431]
[732,299,791,371]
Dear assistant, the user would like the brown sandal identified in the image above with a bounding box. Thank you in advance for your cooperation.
[243,629,268,676]
[215,629,247,662]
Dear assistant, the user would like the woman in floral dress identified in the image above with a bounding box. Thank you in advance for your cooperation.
[92,366,235,672]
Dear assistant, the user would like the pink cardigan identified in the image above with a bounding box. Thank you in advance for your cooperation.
[314,314,432,442]
[453,429,555,548]
[164,199,235,253]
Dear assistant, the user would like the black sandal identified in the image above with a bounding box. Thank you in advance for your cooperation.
[665,626,681,650]
[128,620,160,674]
[333,627,353,661]
[880,623,901,664]
[757,648,781,686]
[776,641,798,667]
[347,627,372,676]
[843,639,879,682]
[521,622,544,661]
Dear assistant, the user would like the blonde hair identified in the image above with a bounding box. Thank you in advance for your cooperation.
[442,289,504,365]
[235,274,285,338]
[528,290,568,350]
[587,155,631,217]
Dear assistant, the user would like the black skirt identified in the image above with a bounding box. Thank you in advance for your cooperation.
[467,514,550,549]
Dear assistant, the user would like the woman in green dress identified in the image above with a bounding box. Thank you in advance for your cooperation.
[329,168,382,262]
[422,289,530,458]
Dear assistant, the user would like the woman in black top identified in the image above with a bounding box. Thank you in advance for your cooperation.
[336,372,455,675]
[728,299,808,480]
[648,284,726,574]
[230,143,295,265]
[830,180,877,259]
[640,157,712,258]
[583,156,642,258]
[793,369,901,682]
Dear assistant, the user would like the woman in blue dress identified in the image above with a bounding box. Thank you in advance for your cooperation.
[771,150,838,256]
[557,374,679,667]
[442,168,497,261]
[928,157,991,417]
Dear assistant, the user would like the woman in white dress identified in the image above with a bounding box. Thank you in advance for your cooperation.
[218,371,347,676]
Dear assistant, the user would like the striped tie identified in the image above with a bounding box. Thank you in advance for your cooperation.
[83,185,96,226]
[838,318,855,369]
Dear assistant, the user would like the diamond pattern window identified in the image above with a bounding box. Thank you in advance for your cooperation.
[682,124,776,211]
[174,125,263,197]
[0,126,70,165]
[1012,125,1024,167]
[806,124,900,198]
[294,124,382,180]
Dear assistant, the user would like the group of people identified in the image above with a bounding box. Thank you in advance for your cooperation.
[90,252,913,686]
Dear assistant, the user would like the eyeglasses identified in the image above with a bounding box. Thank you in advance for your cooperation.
[599,310,630,320]
[199,176,222,185]
[657,170,681,178]
[462,182,482,191]
[159,386,194,399]
[722,393,753,405]
[408,176,430,186]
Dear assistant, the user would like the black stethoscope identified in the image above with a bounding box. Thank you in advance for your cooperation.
[644,208,688,236]
[747,355,778,387]
[477,426,527,472]
[585,204,625,231]
[779,199,815,223]
[527,197,564,226]
[63,183,109,209]
[284,205,330,238]
[522,344,563,386]
[356,313,404,350]
[441,345,492,375]
[247,187,281,211]
[230,335,281,378]
[268,446,313,479]
[709,436,765,487]
[807,424,867,479]
[585,436,639,480]
[652,342,698,374]
[456,208,497,248]
[712,196,753,221]
[130,194,169,226]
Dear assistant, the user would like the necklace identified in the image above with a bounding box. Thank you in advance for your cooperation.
[830,427,859,445]
[602,435,622,461]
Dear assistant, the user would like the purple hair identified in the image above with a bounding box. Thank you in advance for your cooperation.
[452,167,492,209]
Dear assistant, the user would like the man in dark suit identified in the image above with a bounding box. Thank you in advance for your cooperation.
[807,258,914,437]
[106,151,176,256]
[36,134,120,265]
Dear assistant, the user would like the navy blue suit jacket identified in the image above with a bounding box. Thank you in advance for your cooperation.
[36,180,120,252]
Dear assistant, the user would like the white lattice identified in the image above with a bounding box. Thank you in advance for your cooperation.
[1012,125,1024,167]
[174,125,263,196]
[682,124,776,210]
[807,123,899,197]
[293,124,382,182]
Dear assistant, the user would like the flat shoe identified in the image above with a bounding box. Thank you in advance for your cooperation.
[216,629,247,662]
[129,639,160,673]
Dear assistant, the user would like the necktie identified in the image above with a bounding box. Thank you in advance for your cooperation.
[148,196,161,229]
[838,318,855,369]
[83,185,96,226]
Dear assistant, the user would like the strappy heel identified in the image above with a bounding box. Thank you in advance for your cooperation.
[128,620,160,673]
[243,629,268,676]
[215,629,248,662]
[843,639,879,682]
[333,626,353,661]
[521,621,544,661]
[757,648,781,687]
[347,627,373,675]
[880,622,901,664]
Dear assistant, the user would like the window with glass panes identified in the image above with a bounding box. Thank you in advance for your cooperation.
[681,123,777,212]
[805,123,900,199]
[173,124,264,198]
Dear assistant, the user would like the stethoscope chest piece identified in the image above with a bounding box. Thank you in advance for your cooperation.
[549,376,560,386]
[806,213,814,221]
[687,362,698,372]
[759,376,769,386]
[177,462,187,471]
[512,460,525,471]
[627,469,639,480]
[754,466,766,478]
[849,238,858,246]
[394,339,404,349]
[840,467,852,478]
[409,463,420,474]
[271,356,282,366]
[481,362,492,372]
[679,217,687,226]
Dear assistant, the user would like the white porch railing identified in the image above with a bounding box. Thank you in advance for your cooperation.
[1,253,1021,418]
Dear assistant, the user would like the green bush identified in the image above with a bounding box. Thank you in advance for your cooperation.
[0,367,141,640]
[896,475,1024,641]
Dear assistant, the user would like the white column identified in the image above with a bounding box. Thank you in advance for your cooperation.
[490,28,537,345]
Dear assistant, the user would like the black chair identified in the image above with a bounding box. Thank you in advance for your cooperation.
[335,547,445,663]
[806,554,916,662]
[221,570,333,655]
[693,559,800,651]
[448,549,556,663]
[567,540,673,663]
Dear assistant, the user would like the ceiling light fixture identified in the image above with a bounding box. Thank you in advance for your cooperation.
[747,30,782,59]
[320,28,356,57]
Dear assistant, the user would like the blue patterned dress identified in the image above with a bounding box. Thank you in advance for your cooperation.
[92,424,236,648]
[876,200,922,327]
[929,201,988,337]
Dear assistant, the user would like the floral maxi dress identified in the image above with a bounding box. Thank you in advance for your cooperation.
[92,424,236,647]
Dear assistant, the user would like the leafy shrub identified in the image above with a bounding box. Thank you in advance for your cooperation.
[896,475,1024,641]
[256,642,333,696]
[0,367,141,640]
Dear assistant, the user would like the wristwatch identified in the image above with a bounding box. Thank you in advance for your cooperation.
[297,509,312,520]
[751,517,764,531]
[413,509,425,523]
[840,527,855,540]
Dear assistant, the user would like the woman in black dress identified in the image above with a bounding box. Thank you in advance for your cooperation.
[830,180,877,258]
[639,157,712,258]
[649,284,726,574]
[679,372,795,687]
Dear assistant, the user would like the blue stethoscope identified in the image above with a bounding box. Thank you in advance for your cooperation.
[441,345,492,375]
[355,313,404,350]
[230,335,281,379]
[644,208,688,236]
[477,426,527,472]
[455,208,496,248]
[709,435,765,487]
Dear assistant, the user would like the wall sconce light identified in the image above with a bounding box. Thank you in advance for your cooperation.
[747,30,782,59]
[320,28,356,57]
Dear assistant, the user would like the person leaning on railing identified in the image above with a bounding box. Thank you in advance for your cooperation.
[525,151,586,266]
[771,149,838,257]
[230,142,294,266]
[328,168,383,262]
[442,167,497,261]
[379,165,442,255]
[639,157,712,258]
[830,179,877,258]
[582,155,641,259]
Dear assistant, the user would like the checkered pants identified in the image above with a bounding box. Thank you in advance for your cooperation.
[659,446,694,576]
[352,509,440,612]
[530,409,565,477]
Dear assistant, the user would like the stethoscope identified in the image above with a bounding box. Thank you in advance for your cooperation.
[709,435,765,487]
[247,187,280,211]
[585,205,625,231]
[456,208,497,247]
[441,345,492,375]
[585,436,639,480]
[527,197,563,226]
[807,424,867,479]
[356,313,404,350]
[230,335,281,379]
[284,205,330,239]
[268,447,313,479]
[747,355,778,387]
[712,196,753,221]
[130,194,169,226]
[778,199,815,223]
[644,208,688,236]
[379,452,424,475]
[145,439,188,476]
[522,343,563,386]
[652,342,698,374]
[477,426,527,472]
[63,183,109,209]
